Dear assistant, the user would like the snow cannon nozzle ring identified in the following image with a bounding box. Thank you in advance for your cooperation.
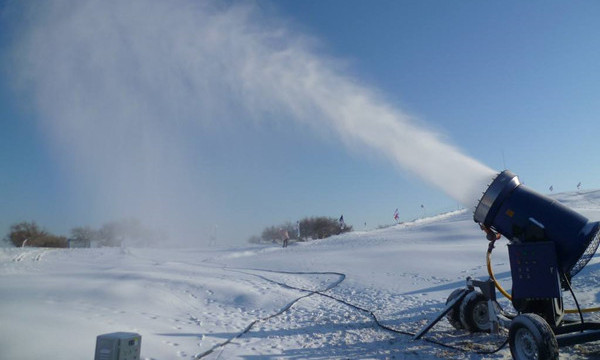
[473,170,520,226]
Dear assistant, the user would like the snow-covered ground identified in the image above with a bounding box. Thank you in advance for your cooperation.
[3,190,600,359]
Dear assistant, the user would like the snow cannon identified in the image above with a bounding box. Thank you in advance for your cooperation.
[417,170,600,360]
[474,170,600,279]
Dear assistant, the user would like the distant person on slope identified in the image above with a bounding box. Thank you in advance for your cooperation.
[280,228,289,248]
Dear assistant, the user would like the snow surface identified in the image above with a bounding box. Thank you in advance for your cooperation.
[3,190,600,359]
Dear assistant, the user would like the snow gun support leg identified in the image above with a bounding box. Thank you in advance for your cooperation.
[466,277,503,334]
[413,287,467,340]
[413,277,503,340]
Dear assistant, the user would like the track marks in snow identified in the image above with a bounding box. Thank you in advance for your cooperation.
[164,339,191,358]
[194,269,346,359]
[11,248,49,262]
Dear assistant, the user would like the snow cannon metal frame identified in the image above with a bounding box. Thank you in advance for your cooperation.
[474,170,600,280]
[416,170,600,360]
[476,170,600,359]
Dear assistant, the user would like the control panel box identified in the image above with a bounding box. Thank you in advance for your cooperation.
[508,241,561,299]
[95,332,141,360]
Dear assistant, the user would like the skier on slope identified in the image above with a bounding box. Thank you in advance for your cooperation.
[339,215,345,231]
[280,228,289,248]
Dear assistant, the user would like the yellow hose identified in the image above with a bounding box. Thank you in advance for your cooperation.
[486,248,600,314]
[486,249,512,300]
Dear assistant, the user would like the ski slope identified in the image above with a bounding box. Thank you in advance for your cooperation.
[2,190,600,359]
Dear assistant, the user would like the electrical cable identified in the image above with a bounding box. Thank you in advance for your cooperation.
[135,246,510,357]
[316,291,509,355]
[561,271,585,327]
[193,269,344,359]
[201,267,510,357]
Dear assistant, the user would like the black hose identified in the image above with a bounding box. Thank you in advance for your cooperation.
[195,266,509,358]
[562,271,585,328]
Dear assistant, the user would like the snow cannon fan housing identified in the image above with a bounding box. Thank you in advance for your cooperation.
[474,170,600,278]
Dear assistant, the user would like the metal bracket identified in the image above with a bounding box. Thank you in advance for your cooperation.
[414,277,503,340]
[413,288,467,340]
[467,277,500,334]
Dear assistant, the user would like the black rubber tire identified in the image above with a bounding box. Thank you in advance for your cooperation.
[445,288,467,330]
[459,290,494,332]
[509,313,558,360]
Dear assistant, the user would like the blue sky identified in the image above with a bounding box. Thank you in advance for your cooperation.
[1,1,600,243]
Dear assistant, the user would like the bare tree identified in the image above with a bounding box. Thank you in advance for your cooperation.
[6,221,67,248]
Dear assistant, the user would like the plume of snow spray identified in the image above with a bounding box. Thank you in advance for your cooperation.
[7,0,495,242]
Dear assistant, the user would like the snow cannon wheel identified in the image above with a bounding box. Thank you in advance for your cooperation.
[445,288,467,330]
[459,291,497,332]
[509,314,558,360]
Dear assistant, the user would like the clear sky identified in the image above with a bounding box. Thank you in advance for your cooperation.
[1,0,600,244]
